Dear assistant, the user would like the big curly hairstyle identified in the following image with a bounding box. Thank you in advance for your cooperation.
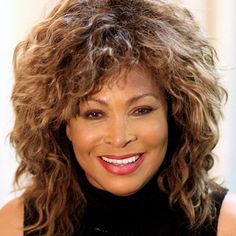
[11,0,227,235]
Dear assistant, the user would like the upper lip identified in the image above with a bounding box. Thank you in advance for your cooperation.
[99,153,144,159]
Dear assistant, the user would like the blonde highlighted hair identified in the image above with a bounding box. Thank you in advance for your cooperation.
[11,0,226,235]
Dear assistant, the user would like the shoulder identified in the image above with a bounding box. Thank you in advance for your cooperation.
[218,192,236,236]
[0,197,24,236]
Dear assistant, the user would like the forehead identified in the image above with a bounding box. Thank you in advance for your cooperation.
[91,65,161,97]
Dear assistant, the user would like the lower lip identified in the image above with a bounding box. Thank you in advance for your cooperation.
[97,154,145,175]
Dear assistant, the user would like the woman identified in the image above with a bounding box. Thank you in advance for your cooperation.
[0,0,235,235]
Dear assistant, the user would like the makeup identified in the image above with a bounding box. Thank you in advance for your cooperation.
[97,153,145,175]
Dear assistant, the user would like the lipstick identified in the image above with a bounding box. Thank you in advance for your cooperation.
[97,153,145,175]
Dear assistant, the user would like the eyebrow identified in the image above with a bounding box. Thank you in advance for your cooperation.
[87,93,160,106]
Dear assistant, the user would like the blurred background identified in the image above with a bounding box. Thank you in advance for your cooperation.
[0,0,235,208]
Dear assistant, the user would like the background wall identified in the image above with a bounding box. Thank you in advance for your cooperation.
[0,0,235,208]
[0,0,55,207]
[178,0,236,193]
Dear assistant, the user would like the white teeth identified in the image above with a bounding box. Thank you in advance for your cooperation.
[101,155,141,165]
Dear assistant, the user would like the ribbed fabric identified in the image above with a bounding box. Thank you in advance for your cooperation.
[77,172,227,236]
[24,171,228,236]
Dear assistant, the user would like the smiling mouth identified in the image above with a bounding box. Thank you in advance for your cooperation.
[99,154,143,165]
[97,153,145,175]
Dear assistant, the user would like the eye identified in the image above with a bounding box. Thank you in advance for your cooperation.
[83,110,105,120]
[132,106,154,116]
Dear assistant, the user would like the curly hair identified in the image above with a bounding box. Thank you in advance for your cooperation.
[11,0,227,235]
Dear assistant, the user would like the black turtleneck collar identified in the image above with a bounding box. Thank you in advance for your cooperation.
[70,155,224,236]
[76,166,180,235]
[79,168,166,210]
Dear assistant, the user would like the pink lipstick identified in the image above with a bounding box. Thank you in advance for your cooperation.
[97,153,145,175]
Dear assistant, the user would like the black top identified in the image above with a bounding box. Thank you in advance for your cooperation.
[24,172,227,236]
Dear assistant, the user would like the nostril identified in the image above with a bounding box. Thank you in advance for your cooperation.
[103,133,137,147]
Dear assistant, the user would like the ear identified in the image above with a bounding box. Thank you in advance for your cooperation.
[66,124,72,141]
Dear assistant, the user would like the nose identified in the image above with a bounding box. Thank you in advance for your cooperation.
[103,117,137,148]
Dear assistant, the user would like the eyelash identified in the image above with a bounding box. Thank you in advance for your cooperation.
[132,106,154,116]
[82,106,155,120]
[83,110,105,120]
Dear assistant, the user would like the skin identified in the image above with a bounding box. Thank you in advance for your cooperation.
[0,193,236,236]
[66,66,168,196]
[0,198,23,236]
[0,66,235,235]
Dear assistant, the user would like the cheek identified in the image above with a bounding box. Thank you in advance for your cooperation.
[135,119,168,149]
[68,123,103,156]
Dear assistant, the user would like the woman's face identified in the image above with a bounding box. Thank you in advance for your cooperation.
[66,66,168,196]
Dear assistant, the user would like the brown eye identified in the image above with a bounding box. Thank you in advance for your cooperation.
[83,110,104,120]
[132,106,154,116]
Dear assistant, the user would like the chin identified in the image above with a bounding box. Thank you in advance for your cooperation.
[104,180,144,196]
[108,188,139,197]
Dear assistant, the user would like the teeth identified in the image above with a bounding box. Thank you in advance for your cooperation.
[101,155,141,165]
